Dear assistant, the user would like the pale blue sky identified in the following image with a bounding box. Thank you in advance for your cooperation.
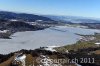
[0,0,100,18]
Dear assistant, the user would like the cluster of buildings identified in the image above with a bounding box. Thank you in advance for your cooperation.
[79,36,96,42]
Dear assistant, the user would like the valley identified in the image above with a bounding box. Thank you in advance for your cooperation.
[0,11,100,66]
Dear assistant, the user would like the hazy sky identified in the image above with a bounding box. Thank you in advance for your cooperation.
[0,0,100,18]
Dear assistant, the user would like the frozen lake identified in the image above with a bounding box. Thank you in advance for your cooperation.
[0,26,100,54]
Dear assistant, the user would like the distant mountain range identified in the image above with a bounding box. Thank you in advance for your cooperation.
[44,15,100,23]
[0,11,100,23]
[0,11,53,22]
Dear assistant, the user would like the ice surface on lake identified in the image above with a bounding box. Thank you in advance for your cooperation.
[0,26,100,54]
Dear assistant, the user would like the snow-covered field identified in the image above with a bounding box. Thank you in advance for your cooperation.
[0,26,100,54]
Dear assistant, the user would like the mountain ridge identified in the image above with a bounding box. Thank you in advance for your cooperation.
[44,15,100,23]
[0,11,53,22]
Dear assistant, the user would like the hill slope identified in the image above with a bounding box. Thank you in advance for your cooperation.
[0,11,53,22]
